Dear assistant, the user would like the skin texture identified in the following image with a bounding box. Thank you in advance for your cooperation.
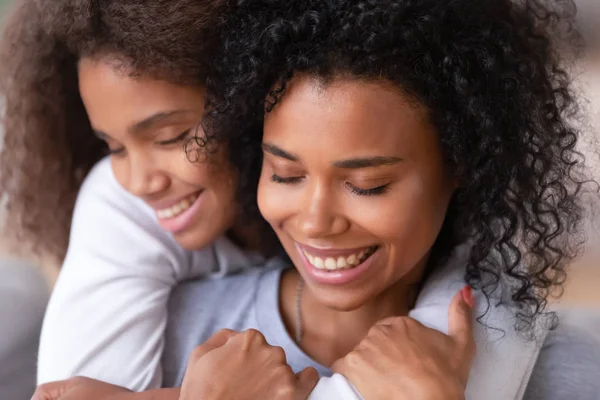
[31,294,474,400]
[261,76,456,366]
[180,329,319,400]
[332,289,475,400]
[78,57,238,250]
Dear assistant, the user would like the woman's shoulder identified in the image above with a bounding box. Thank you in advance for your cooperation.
[525,314,600,400]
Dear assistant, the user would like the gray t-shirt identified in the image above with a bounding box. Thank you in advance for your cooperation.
[162,263,331,386]
[162,263,600,400]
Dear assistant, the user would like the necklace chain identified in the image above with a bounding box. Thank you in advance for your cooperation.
[295,278,305,345]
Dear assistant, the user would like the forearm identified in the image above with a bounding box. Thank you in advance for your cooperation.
[109,388,180,400]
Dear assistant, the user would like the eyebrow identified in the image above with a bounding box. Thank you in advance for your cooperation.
[262,143,299,161]
[92,110,194,141]
[262,142,401,168]
[128,110,193,134]
[333,156,402,169]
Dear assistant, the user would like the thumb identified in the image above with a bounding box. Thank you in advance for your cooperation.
[189,328,238,362]
[448,286,475,354]
[295,367,319,400]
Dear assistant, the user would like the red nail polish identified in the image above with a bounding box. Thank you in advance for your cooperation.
[461,286,474,308]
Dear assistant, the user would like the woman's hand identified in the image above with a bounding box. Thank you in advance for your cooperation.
[180,329,319,400]
[332,286,476,400]
[31,377,179,400]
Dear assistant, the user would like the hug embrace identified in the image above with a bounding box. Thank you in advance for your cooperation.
[0,0,598,399]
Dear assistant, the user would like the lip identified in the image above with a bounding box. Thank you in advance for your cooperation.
[156,190,204,233]
[294,242,381,286]
[296,243,377,258]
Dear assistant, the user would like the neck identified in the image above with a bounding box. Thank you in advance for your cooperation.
[280,265,424,367]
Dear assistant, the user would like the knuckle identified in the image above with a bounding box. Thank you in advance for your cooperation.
[216,328,235,337]
[369,323,394,341]
[344,350,365,369]
[238,329,267,351]
[273,376,295,399]
[245,328,266,342]
[188,345,206,363]
[270,345,288,363]
[34,382,54,395]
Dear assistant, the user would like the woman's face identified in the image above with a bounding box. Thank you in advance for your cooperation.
[258,76,456,311]
[78,56,237,250]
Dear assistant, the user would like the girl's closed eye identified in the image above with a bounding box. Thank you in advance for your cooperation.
[156,128,192,146]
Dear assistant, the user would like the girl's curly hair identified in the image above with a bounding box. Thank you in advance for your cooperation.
[0,0,233,262]
[203,0,590,333]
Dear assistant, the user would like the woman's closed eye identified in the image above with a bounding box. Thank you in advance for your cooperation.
[271,173,390,196]
[270,173,304,184]
[346,182,390,196]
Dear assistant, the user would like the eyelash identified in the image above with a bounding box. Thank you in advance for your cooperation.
[348,183,389,196]
[157,129,191,145]
[270,174,389,196]
[270,174,304,185]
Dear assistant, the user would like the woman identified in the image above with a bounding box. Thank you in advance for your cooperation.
[164,1,599,398]
[33,0,600,399]
[0,0,277,390]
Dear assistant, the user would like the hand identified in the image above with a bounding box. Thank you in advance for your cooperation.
[332,286,476,400]
[31,377,179,400]
[180,329,319,400]
[31,377,130,400]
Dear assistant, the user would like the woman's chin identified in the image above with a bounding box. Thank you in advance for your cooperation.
[309,288,372,312]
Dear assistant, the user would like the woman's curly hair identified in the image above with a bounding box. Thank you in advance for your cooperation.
[0,0,234,262]
[203,0,591,333]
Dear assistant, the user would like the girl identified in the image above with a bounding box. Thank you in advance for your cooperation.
[0,0,276,390]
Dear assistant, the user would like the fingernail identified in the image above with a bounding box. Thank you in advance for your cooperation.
[461,286,474,308]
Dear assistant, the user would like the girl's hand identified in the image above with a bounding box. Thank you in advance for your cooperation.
[181,329,318,400]
[32,377,179,400]
[332,287,476,400]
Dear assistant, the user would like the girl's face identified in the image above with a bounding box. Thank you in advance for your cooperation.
[259,76,456,310]
[78,57,238,250]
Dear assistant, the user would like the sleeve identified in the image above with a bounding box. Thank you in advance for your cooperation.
[523,315,600,400]
[308,374,363,400]
[37,159,218,391]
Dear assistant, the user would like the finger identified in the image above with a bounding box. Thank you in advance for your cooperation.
[31,380,70,400]
[189,329,238,361]
[448,286,475,354]
[295,367,319,400]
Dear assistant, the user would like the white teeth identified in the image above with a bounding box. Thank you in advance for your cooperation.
[313,257,324,269]
[325,258,337,270]
[346,254,357,265]
[156,194,198,220]
[302,247,377,272]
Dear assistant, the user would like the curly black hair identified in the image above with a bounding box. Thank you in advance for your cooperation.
[202,0,590,333]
